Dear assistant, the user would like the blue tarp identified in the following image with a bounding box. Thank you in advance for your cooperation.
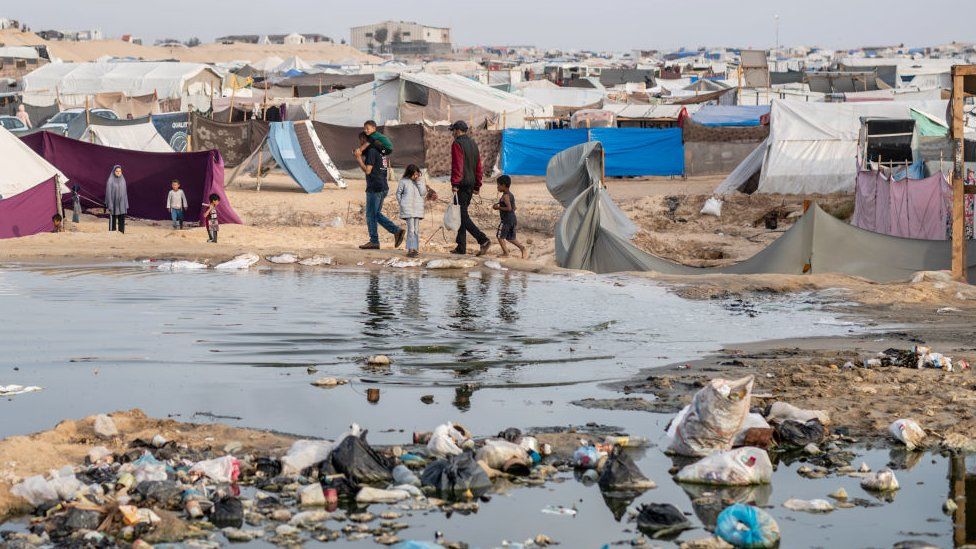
[692,105,770,127]
[267,122,324,193]
[501,128,684,177]
[591,127,684,177]
[501,129,589,175]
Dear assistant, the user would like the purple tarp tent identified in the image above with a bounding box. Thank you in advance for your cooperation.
[0,178,58,239]
[21,131,242,225]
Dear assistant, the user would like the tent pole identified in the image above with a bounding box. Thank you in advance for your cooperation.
[227,86,236,123]
[950,66,968,282]
[256,145,265,192]
[54,175,64,222]
[186,110,193,152]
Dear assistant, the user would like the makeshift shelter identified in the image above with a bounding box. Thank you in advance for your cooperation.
[152,112,191,152]
[682,119,768,177]
[308,72,549,129]
[264,121,345,192]
[22,62,221,111]
[0,126,67,200]
[269,74,375,97]
[0,125,66,239]
[274,56,313,75]
[76,116,174,153]
[852,168,951,240]
[501,127,684,177]
[691,105,769,127]
[602,104,697,128]
[22,131,240,224]
[549,141,976,282]
[190,114,270,167]
[518,87,604,116]
[423,126,502,178]
[310,122,425,173]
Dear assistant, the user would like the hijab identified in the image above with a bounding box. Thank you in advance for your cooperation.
[105,165,129,214]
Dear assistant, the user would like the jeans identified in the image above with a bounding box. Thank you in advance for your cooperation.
[404,217,421,251]
[365,191,401,244]
[170,208,184,229]
[454,189,488,252]
[109,214,125,233]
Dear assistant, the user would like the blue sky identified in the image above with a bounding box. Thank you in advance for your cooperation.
[6,0,971,51]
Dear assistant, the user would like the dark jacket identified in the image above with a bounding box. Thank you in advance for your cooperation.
[451,134,483,191]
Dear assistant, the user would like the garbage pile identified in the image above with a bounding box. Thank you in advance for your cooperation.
[856,346,968,372]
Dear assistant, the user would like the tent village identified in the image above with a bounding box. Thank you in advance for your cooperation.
[2,14,976,549]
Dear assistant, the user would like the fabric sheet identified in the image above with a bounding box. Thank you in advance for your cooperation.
[0,177,57,239]
[294,121,344,187]
[311,122,426,172]
[691,105,770,127]
[501,129,591,175]
[853,170,950,240]
[424,127,502,178]
[267,122,325,193]
[190,114,270,167]
[21,131,241,225]
[152,112,191,152]
[82,122,173,153]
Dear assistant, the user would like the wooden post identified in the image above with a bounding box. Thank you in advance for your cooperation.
[186,110,193,152]
[950,66,968,283]
[54,175,64,221]
[256,148,264,192]
[311,102,317,121]
[227,86,237,123]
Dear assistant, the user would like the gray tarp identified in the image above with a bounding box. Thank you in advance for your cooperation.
[548,142,976,282]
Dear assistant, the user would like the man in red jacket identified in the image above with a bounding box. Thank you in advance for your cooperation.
[449,121,490,256]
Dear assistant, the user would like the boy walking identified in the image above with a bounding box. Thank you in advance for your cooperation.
[356,132,404,249]
[492,175,527,259]
[167,179,188,229]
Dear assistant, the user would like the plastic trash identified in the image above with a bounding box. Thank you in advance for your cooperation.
[915,346,953,371]
[11,474,61,506]
[211,496,244,528]
[889,419,926,451]
[497,427,522,442]
[700,197,723,217]
[129,453,168,483]
[321,430,393,484]
[310,377,348,388]
[667,376,754,457]
[476,439,530,471]
[298,256,333,266]
[598,447,656,492]
[635,503,692,539]
[444,195,461,232]
[733,413,772,447]
[675,447,773,486]
[572,446,605,469]
[393,542,444,549]
[420,450,491,499]
[267,254,298,264]
[540,505,577,516]
[764,402,830,426]
[774,419,826,448]
[93,414,118,438]
[715,503,780,549]
[152,260,207,271]
[87,446,113,464]
[483,260,508,271]
[392,464,421,487]
[281,440,334,476]
[861,469,900,492]
[427,422,470,458]
[190,455,240,483]
[425,259,478,270]
[214,253,260,270]
[355,486,411,504]
[299,483,326,507]
[783,498,834,513]
[0,385,42,396]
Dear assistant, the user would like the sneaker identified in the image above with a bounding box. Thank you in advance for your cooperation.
[476,241,491,257]
[359,242,380,250]
[450,248,466,255]
[394,229,405,249]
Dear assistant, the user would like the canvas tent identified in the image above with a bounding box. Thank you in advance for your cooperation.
[78,117,174,152]
[264,121,346,192]
[549,141,976,282]
[308,72,550,129]
[22,130,240,224]
[22,62,221,111]
[0,126,67,199]
[0,126,66,238]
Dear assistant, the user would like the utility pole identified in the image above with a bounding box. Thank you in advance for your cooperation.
[773,14,780,72]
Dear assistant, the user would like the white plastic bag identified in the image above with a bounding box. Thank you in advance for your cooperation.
[667,376,754,457]
[355,486,411,504]
[427,422,469,458]
[476,439,529,470]
[675,447,773,486]
[861,469,900,492]
[11,475,60,506]
[783,498,834,513]
[215,253,260,270]
[190,455,240,483]
[425,258,477,270]
[444,194,462,232]
[765,402,830,426]
[889,419,926,450]
[281,440,334,476]
[700,197,723,217]
[93,414,118,438]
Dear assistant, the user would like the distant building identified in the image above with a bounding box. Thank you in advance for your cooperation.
[216,35,260,45]
[122,35,143,45]
[36,28,102,41]
[0,18,20,30]
[265,33,333,45]
[350,21,451,55]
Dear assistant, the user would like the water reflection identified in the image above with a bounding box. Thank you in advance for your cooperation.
[949,454,976,547]
[363,273,394,337]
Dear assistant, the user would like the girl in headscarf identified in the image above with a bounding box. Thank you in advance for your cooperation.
[104,165,129,233]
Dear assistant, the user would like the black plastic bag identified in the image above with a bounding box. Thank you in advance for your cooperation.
[775,419,826,447]
[636,503,692,539]
[256,457,282,477]
[497,427,522,442]
[420,450,491,499]
[598,448,655,492]
[211,496,243,528]
[322,432,393,484]
[135,480,185,509]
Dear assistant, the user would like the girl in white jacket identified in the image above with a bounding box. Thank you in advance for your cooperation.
[396,165,427,257]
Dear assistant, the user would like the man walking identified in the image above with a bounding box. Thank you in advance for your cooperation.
[356,132,404,250]
[449,121,490,256]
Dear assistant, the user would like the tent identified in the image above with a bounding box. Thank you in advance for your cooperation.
[308,72,550,129]
[22,62,221,111]
[691,105,770,127]
[80,119,174,153]
[0,178,61,239]
[720,99,948,195]
[21,131,240,225]
[0,126,67,200]
[501,128,684,177]
[549,140,976,282]
[310,122,425,173]
[152,112,191,151]
[265,121,345,192]
[274,56,313,75]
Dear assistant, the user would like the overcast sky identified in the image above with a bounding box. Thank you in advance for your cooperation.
[6,0,971,51]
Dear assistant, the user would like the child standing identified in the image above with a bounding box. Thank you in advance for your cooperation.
[204,193,220,243]
[492,175,527,259]
[395,165,427,258]
[167,179,188,229]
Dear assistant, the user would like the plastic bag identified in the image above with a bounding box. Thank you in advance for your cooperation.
[427,422,469,458]
[889,419,926,451]
[861,469,900,492]
[420,450,491,499]
[598,447,656,492]
[322,431,393,484]
[675,447,773,486]
[214,253,260,270]
[476,439,529,471]
[392,465,421,487]
[444,194,462,232]
[783,498,834,513]
[425,259,478,270]
[636,503,692,539]
[355,486,411,504]
[130,453,168,483]
[774,419,826,448]
[281,440,334,476]
[572,446,605,469]
[93,414,118,438]
[212,496,244,528]
[668,376,754,457]
[715,503,780,549]
[764,402,830,426]
[190,455,240,483]
[733,413,773,447]
[11,474,61,506]
[915,346,953,371]
[700,197,723,217]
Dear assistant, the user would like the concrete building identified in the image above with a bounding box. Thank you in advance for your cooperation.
[350,21,451,55]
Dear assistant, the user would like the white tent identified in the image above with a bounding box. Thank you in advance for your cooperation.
[0,127,68,199]
[81,122,174,153]
[274,56,313,74]
[739,99,947,194]
[519,87,605,109]
[250,56,285,73]
[22,62,222,109]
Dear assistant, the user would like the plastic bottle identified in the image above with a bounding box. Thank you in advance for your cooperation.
[605,435,651,448]
[392,465,421,487]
